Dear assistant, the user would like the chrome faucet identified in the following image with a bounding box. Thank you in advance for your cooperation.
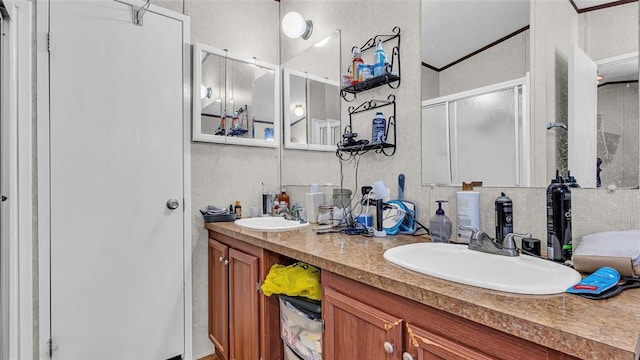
[276,206,307,223]
[458,225,531,257]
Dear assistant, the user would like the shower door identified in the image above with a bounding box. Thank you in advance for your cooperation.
[422,77,528,186]
[46,1,188,359]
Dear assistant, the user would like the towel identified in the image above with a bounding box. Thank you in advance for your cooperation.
[575,230,640,274]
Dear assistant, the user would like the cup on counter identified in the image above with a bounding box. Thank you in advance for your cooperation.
[249,206,259,218]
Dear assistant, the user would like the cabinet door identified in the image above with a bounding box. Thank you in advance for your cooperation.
[324,286,403,360]
[229,248,260,360]
[404,323,494,360]
[208,239,230,360]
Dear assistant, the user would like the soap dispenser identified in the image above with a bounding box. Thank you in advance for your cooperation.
[430,200,452,243]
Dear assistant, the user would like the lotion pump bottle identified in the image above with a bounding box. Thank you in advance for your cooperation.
[456,182,481,243]
[430,200,452,243]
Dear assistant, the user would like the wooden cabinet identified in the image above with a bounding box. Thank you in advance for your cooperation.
[324,286,403,359]
[404,323,494,360]
[322,271,580,360]
[207,231,284,360]
[208,239,229,359]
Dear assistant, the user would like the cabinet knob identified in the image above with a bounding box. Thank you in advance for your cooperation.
[402,352,414,360]
[224,259,230,266]
[219,256,224,262]
[383,341,394,354]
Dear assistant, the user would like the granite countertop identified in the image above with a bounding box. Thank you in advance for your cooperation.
[206,222,640,360]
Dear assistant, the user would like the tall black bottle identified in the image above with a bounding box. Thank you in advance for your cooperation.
[546,171,565,261]
[563,171,580,260]
[495,192,513,243]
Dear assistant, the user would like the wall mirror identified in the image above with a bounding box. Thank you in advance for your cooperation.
[547,1,639,189]
[282,30,341,151]
[192,42,280,147]
[420,0,530,186]
[421,0,639,189]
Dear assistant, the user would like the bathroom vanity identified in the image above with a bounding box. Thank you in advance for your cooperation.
[205,222,640,360]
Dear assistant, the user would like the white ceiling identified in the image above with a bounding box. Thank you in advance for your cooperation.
[421,0,629,70]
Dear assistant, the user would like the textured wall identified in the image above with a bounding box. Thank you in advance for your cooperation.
[185,1,280,357]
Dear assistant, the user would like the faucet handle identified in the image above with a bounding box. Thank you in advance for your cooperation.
[457,224,480,239]
[503,232,532,250]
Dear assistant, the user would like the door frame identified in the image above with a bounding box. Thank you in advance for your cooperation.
[0,1,33,359]
[36,1,192,358]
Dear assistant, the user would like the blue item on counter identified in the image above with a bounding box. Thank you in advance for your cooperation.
[566,267,620,295]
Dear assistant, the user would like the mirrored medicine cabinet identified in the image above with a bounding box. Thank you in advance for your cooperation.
[282,30,342,151]
[192,42,280,147]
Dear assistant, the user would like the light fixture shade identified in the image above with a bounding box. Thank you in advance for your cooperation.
[200,85,212,99]
[282,11,313,40]
[294,104,305,117]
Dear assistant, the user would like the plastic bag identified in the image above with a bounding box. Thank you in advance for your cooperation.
[260,262,321,300]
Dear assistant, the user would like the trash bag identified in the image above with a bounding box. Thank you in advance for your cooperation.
[260,262,321,301]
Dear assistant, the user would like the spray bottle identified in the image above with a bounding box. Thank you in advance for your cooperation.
[495,192,513,243]
[546,170,567,261]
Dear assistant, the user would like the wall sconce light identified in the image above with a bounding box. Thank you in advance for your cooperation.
[294,104,305,117]
[200,85,212,99]
[282,12,313,40]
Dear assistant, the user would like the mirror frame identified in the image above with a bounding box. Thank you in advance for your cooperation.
[283,68,340,151]
[192,42,281,148]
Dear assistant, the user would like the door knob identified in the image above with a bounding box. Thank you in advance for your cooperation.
[166,199,180,210]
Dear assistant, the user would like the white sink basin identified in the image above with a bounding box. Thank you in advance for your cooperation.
[383,242,582,295]
[234,217,309,232]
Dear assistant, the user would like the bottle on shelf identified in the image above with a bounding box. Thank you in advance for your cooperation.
[371,112,386,143]
[350,47,364,85]
[373,39,387,77]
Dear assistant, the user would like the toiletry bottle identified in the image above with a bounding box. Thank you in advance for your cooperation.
[562,171,579,261]
[262,191,268,216]
[494,192,513,243]
[231,112,240,130]
[456,182,480,243]
[371,112,386,143]
[351,47,364,85]
[234,201,242,219]
[546,171,564,261]
[373,39,386,77]
[278,186,290,210]
[429,200,452,243]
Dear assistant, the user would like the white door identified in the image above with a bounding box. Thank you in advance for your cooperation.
[48,1,186,359]
[568,44,598,188]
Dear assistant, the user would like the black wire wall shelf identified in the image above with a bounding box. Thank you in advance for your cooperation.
[340,27,401,102]
[336,95,396,158]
